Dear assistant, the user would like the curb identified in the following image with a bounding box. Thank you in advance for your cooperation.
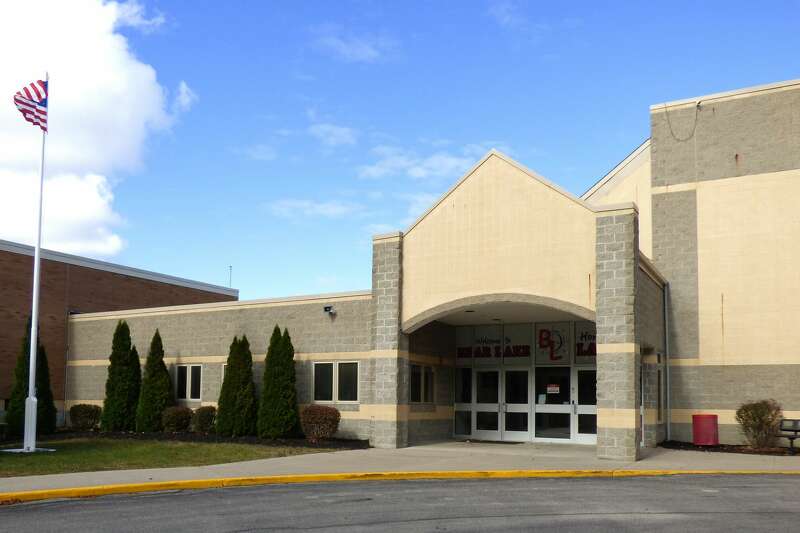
[3,469,800,505]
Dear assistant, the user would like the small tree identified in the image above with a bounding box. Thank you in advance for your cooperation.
[216,335,257,436]
[258,325,299,438]
[6,319,57,436]
[101,321,141,431]
[136,330,173,432]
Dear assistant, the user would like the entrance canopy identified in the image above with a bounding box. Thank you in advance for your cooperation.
[400,151,598,332]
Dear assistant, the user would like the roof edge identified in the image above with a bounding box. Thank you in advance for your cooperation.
[581,139,650,201]
[0,238,238,297]
[404,149,597,235]
[69,289,372,320]
[650,78,800,111]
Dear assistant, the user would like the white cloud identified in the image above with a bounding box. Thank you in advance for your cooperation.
[173,80,197,113]
[487,1,524,28]
[113,0,165,33]
[0,1,189,256]
[312,25,396,63]
[268,199,363,219]
[358,142,511,181]
[308,123,358,147]
[241,144,277,161]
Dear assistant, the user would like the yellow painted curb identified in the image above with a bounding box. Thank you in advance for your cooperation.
[3,469,800,505]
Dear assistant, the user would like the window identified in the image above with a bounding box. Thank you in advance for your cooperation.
[221,364,227,384]
[410,364,435,403]
[176,365,201,400]
[338,362,358,402]
[314,361,359,403]
[314,363,334,401]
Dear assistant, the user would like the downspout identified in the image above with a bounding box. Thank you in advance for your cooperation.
[664,283,671,441]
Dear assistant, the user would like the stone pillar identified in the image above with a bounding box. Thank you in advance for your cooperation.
[595,206,641,460]
[370,232,408,448]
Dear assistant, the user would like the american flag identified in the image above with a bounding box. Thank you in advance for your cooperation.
[13,80,48,132]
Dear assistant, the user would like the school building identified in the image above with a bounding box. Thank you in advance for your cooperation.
[63,79,800,460]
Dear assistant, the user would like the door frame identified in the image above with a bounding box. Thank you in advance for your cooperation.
[571,366,597,444]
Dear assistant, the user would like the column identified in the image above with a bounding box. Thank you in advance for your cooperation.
[595,207,641,460]
[370,232,409,448]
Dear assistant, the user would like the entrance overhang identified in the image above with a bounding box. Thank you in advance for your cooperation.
[402,292,596,334]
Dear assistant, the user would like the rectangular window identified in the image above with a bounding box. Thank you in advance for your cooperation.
[455,368,472,404]
[177,366,187,399]
[410,364,435,403]
[410,364,422,403]
[190,366,201,400]
[338,362,358,402]
[423,366,434,403]
[314,363,334,402]
[314,361,359,403]
[176,364,201,400]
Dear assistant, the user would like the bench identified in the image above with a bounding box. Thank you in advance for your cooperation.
[780,419,800,455]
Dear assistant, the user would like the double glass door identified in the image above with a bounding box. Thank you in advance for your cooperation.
[455,366,596,443]
[471,368,531,441]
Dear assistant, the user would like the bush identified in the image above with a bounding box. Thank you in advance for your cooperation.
[216,336,257,437]
[258,326,300,438]
[6,318,57,436]
[162,406,193,432]
[192,406,216,433]
[736,399,783,448]
[136,330,174,432]
[101,321,141,431]
[70,404,102,430]
[300,405,340,444]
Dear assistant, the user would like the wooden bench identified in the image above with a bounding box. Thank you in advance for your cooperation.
[780,419,800,455]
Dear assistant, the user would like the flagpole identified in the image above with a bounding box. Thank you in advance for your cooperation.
[22,72,48,452]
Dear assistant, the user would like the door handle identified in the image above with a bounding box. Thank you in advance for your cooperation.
[572,401,577,414]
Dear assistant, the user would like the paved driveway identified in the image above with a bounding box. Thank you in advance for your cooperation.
[2,475,799,532]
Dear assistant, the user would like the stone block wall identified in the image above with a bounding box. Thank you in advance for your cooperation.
[595,208,641,460]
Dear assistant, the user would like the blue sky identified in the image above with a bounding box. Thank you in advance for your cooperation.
[5,1,800,299]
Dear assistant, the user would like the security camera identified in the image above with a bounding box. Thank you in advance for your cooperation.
[323,305,336,316]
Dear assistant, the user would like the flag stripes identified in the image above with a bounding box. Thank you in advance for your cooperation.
[13,80,48,132]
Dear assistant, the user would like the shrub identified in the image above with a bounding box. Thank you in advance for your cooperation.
[192,406,216,433]
[300,405,340,444]
[162,406,193,432]
[258,326,300,439]
[216,336,257,437]
[736,399,783,448]
[136,330,174,432]
[101,321,141,431]
[6,318,57,436]
[70,404,102,430]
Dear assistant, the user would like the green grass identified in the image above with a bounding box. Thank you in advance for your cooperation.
[0,438,333,478]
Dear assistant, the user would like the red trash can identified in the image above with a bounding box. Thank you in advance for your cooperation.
[692,414,719,446]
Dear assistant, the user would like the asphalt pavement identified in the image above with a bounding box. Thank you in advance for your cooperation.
[2,475,799,532]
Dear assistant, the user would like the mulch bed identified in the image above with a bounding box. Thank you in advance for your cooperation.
[661,440,795,456]
[1,429,369,450]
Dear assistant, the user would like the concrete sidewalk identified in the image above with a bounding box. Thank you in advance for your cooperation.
[2,441,800,493]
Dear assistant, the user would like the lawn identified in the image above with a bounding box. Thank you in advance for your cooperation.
[0,438,335,478]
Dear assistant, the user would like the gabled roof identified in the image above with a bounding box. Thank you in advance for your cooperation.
[581,139,650,202]
[404,150,611,235]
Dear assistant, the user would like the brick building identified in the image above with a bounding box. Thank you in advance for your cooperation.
[64,79,800,459]
[0,239,238,422]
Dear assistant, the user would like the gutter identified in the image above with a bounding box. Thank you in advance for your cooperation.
[664,283,671,441]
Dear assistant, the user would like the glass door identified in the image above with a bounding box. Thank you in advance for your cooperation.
[572,368,597,443]
[533,366,571,440]
[502,369,530,441]
[473,369,501,440]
